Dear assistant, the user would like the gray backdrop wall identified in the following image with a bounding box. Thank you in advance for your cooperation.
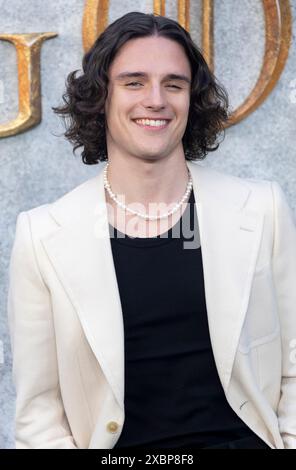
[0,0,295,449]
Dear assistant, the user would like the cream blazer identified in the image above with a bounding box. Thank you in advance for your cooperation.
[7,160,296,449]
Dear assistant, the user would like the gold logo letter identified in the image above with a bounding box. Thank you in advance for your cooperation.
[0,32,57,138]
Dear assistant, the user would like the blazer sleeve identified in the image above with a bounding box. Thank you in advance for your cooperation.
[271,182,296,449]
[7,211,77,449]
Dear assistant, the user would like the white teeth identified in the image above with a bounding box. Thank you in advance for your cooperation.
[135,119,168,127]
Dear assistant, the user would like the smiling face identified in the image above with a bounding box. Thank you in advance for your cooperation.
[104,35,192,163]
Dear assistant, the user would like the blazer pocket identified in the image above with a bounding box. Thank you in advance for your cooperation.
[238,266,280,354]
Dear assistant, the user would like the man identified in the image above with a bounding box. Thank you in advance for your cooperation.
[7,12,296,449]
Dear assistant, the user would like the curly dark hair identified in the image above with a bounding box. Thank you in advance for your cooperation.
[52,11,229,165]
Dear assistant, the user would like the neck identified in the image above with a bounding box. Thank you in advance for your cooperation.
[105,153,190,209]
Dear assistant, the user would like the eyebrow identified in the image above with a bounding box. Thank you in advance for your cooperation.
[114,71,191,84]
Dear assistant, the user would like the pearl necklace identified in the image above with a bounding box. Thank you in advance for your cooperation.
[103,162,193,221]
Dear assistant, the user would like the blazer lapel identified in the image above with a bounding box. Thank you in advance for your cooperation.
[187,161,265,392]
[41,166,125,411]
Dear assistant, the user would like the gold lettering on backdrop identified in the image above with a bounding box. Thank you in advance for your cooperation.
[82,0,292,127]
[0,33,57,138]
[201,0,214,71]
[82,0,109,53]
[82,0,190,48]
[153,0,166,17]
[153,0,190,28]
[229,0,292,126]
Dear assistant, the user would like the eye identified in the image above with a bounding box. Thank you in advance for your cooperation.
[125,82,182,89]
[126,82,143,87]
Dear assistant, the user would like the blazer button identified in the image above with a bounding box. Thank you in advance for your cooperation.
[106,421,119,433]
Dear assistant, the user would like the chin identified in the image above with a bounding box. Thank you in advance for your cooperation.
[136,147,168,158]
[136,153,165,162]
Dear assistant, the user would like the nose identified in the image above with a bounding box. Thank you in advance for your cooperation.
[142,83,167,110]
